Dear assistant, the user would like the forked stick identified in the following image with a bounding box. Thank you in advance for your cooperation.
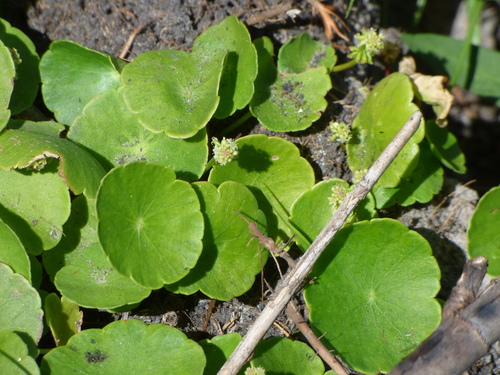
[233,210,295,270]
[234,210,349,374]
[218,111,424,374]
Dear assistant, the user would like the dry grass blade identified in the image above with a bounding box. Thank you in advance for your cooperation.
[308,0,350,42]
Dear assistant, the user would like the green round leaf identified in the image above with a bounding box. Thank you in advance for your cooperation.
[0,263,43,347]
[0,165,71,254]
[45,195,151,308]
[121,49,225,138]
[55,242,152,309]
[467,186,500,276]
[199,333,244,375]
[69,87,208,180]
[96,162,204,288]
[0,329,40,375]
[55,243,152,309]
[425,119,466,174]
[106,302,141,314]
[0,18,40,115]
[7,119,65,137]
[208,134,315,241]
[45,294,82,347]
[289,178,377,251]
[250,37,332,132]
[278,32,337,74]
[0,218,30,281]
[347,72,424,188]
[41,319,206,374]
[304,219,441,374]
[40,40,122,125]
[372,141,444,208]
[166,181,267,300]
[193,15,257,119]
[250,337,324,374]
[43,195,99,279]
[0,129,106,198]
[0,39,14,129]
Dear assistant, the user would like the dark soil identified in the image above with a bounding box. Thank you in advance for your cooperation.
[2,0,500,373]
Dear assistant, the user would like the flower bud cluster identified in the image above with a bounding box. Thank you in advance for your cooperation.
[348,28,385,64]
[352,168,368,183]
[212,137,238,166]
[329,121,351,144]
[328,184,348,211]
[245,366,266,375]
[9,47,22,65]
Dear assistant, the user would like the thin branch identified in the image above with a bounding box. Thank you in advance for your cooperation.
[442,256,487,318]
[235,211,349,374]
[119,22,148,60]
[234,210,295,270]
[285,300,348,374]
[218,111,423,374]
[388,257,496,375]
[244,2,294,26]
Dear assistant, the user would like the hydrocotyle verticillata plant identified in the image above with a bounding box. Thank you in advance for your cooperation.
[304,219,441,373]
[0,13,478,374]
[249,33,334,132]
[345,71,465,209]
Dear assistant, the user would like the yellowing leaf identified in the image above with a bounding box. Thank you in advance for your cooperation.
[400,56,454,127]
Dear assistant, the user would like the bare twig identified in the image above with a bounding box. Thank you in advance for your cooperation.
[235,211,348,374]
[202,299,217,332]
[234,210,295,270]
[285,301,348,374]
[119,22,148,60]
[388,257,498,375]
[431,179,477,217]
[442,256,487,317]
[244,2,294,26]
[218,111,423,374]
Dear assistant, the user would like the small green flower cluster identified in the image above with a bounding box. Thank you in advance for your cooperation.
[9,47,21,79]
[329,121,351,144]
[9,47,22,65]
[245,366,266,375]
[328,183,359,223]
[328,184,348,211]
[212,137,239,166]
[348,28,385,64]
[352,168,368,183]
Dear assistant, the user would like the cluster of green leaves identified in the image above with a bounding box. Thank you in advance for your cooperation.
[0,13,496,375]
[345,71,466,209]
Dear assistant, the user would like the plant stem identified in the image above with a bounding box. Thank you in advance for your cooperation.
[218,111,253,137]
[332,59,358,72]
[203,158,215,176]
[285,302,348,374]
[217,111,423,375]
